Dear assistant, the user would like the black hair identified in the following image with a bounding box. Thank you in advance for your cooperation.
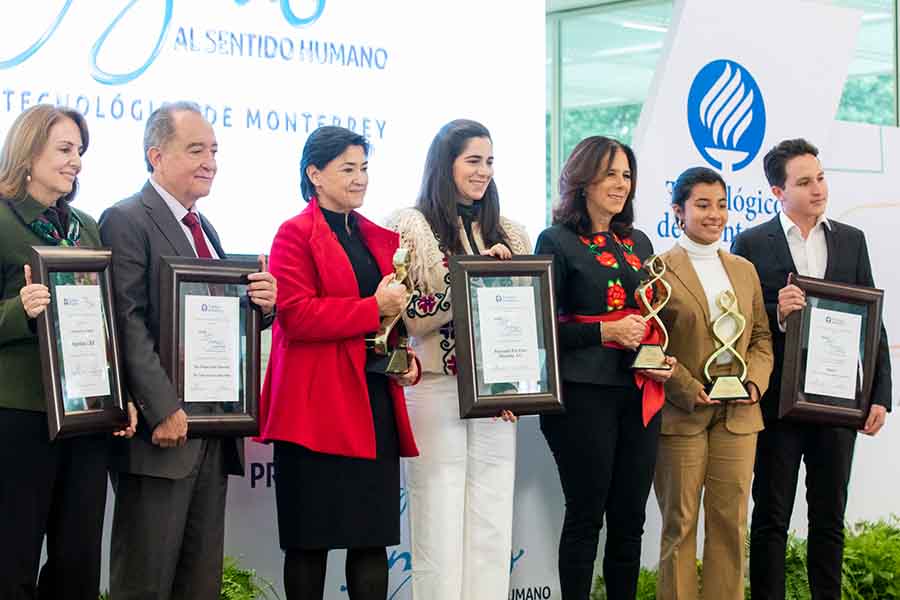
[671,166,726,209]
[300,126,369,202]
[415,119,507,254]
[763,138,819,189]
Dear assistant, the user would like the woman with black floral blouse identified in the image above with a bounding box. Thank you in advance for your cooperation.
[535,136,676,600]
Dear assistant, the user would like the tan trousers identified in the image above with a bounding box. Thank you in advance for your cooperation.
[654,413,757,600]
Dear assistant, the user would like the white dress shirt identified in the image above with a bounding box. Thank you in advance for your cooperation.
[779,210,829,279]
[678,235,736,364]
[777,210,830,331]
[150,177,219,259]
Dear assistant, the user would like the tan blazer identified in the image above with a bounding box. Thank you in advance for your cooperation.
[658,245,774,435]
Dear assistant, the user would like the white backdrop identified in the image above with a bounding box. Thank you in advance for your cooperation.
[0,1,551,598]
[5,0,900,598]
[631,0,900,571]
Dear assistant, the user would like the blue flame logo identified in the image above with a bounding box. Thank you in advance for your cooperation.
[687,59,766,173]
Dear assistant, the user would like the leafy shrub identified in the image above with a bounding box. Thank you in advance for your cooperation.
[589,517,900,600]
[220,556,279,600]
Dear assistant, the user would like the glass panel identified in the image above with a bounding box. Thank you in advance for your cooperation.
[48,270,116,413]
[558,1,672,159]
[468,275,549,396]
[547,18,555,221]
[550,0,897,177]
[178,281,248,416]
[798,296,868,408]
[826,0,897,126]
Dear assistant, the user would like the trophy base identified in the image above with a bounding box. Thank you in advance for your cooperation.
[366,348,410,375]
[630,344,671,370]
[706,376,749,402]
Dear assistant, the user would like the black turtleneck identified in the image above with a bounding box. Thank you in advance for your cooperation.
[457,201,481,254]
[320,205,380,298]
[319,204,399,457]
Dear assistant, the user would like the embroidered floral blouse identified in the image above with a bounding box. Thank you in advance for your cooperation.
[534,223,654,388]
[387,207,531,377]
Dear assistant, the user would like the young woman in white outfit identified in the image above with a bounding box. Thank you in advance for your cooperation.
[388,119,531,600]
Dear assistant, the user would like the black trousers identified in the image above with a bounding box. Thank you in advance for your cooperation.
[110,439,228,600]
[749,419,856,600]
[0,407,108,600]
[541,383,660,600]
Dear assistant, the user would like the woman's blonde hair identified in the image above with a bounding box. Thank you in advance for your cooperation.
[0,104,89,202]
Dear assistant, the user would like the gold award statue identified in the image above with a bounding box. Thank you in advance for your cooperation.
[703,289,750,401]
[630,254,672,370]
[366,248,413,374]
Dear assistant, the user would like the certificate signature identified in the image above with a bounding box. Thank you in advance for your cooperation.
[803,306,862,401]
[55,284,111,402]
[476,286,541,385]
[183,295,241,403]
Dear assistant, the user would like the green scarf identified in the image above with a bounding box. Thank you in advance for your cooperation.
[28,204,83,247]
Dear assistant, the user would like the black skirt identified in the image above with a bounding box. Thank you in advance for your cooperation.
[273,371,400,550]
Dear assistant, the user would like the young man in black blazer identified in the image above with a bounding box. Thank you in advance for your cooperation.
[731,138,892,600]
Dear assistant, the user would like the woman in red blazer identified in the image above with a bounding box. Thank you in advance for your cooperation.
[258,126,420,600]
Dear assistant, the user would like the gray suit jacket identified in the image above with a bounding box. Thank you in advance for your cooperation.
[100,181,244,479]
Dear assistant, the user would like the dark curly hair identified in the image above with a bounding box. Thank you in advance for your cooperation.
[552,136,636,238]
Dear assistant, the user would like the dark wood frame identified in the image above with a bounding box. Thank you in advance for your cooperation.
[159,257,262,436]
[779,274,884,427]
[449,255,564,418]
[30,246,128,440]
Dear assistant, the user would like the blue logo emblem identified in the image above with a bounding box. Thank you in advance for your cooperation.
[687,59,766,173]
[0,0,326,85]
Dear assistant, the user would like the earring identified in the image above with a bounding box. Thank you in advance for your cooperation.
[25,173,31,183]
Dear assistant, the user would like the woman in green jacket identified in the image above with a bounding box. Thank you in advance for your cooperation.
[0,105,135,600]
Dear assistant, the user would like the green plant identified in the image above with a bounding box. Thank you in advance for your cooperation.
[842,518,900,599]
[588,517,900,599]
[99,557,279,600]
[220,556,279,600]
[591,567,658,600]
[782,533,811,600]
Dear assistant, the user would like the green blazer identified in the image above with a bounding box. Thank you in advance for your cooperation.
[0,196,101,412]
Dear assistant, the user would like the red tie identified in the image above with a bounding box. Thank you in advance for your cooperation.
[181,212,213,259]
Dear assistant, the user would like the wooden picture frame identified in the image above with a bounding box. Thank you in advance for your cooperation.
[779,274,884,428]
[449,255,564,418]
[30,246,128,440]
[159,257,262,437]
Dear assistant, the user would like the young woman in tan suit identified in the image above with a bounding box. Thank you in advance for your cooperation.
[654,167,774,600]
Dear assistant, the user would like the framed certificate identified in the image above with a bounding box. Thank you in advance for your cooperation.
[159,257,262,437]
[779,274,884,427]
[30,246,128,440]
[449,255,564,418]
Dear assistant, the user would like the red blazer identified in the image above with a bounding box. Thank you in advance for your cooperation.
[257,199,419,458]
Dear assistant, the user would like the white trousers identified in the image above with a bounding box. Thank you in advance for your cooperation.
[404,374,517,600]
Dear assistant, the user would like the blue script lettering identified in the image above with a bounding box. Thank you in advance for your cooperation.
[0,0,327,84]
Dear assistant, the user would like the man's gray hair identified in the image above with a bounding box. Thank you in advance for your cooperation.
[143,101,203,172]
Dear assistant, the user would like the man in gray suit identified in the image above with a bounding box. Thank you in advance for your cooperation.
[99,101,277,599]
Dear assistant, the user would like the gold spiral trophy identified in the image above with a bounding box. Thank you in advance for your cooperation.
[630,255,672,370]
[365,248,413,374]
[703,289,750,401]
